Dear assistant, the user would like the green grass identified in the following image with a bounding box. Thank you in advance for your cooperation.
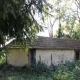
[0,58,52,80]
[0,67,52,80]
[0,61,80,80]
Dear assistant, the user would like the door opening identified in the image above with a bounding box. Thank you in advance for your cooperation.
[75,51,80,61]
[30,49,36,64]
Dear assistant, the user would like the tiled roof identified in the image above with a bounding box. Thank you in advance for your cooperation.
[31,36,80,50]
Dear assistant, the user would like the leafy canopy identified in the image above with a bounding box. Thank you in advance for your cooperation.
[0,0,50,47]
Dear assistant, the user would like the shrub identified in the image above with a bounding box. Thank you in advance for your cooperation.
[29,61,50,74]
[52,61,80,80]
[52,68,75,80]
[64,62,76,71]
[73,66,80,80]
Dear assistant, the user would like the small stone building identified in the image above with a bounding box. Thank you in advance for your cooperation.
[7,36,80,66]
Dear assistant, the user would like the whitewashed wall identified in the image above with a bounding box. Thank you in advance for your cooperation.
[36,49,75,66]
[7,48,28,67]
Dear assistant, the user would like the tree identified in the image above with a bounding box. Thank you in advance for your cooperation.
[47,0,72,38]
[54,0,80,39]
[59,0,80,39]
[47,18,54,37]
[0,0,50,48]
[75,0,80,22]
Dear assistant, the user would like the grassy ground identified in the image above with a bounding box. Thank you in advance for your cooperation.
[0,61,80,80]
[0,57,53,80]
[0,66,52,80]
[0,70,50,80]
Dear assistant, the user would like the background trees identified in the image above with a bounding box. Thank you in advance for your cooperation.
[46,0,74,38]
[53,0,80,39]
[0,0,80,47]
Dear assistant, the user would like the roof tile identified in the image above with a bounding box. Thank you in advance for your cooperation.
[31,36,80,50]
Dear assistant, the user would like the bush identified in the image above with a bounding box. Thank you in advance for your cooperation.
[64,62,76,71]
[52,61,80,80]
[73,66,80,80]
[52,68,75,80]
[27,61,51,74]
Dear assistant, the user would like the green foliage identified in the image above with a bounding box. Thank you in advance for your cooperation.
[7,76,25,80]
[74,23,80,39]
[53,71,75,80]
[56,22,80,39]
[0,0,50,47]
[0,62,52,80]
[0,61,80,80]
[24,61,51,75]
[53,0,80,39]
[0,46,9,65]
[52,61,80,80]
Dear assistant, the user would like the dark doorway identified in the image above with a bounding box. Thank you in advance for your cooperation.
[75,51,80,60]
[30,49,36,64]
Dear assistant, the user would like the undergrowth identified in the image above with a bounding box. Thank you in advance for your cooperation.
[0,59,80,80]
